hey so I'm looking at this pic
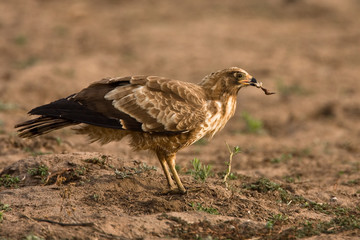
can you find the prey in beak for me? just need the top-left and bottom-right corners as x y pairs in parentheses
(241, 76), (275, 95)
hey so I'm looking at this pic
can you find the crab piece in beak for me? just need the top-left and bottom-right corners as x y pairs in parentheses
(246, 77), (276, 95)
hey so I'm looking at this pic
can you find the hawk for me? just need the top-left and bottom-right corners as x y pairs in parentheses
(15, 67), (272, 193)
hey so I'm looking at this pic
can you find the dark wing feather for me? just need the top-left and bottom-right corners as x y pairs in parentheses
(15, 77), (142, 137)
(16, 117), (75, 138)
(16, 75), (207, 138)
(71, 77), (142, 131)
(15, 116), (75, 138)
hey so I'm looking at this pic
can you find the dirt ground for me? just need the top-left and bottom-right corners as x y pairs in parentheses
(0, 0), (360, 239)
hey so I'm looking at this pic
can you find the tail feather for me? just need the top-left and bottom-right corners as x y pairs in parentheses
(15, 92), (128, 138)
(15, 116), (77, 138)
(15, 116), (57, 129)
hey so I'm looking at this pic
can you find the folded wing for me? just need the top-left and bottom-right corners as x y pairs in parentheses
(103, 75), (207, 132)
(16, 76), (207, 137)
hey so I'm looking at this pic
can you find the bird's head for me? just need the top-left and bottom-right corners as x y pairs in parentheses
(200, 67), (258, 98)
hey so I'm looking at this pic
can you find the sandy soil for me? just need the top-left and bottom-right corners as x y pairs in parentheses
(0, 0), (359, 239)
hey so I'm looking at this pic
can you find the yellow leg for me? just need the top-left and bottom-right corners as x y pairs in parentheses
(156, 152), (176, 190)
(166, 153), (186, 194)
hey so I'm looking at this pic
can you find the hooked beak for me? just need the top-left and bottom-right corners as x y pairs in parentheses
(249, 77), (258, 86)
(239, 77), (258, 86)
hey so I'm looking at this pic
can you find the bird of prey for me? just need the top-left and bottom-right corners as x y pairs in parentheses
(15, 67), (272, 193)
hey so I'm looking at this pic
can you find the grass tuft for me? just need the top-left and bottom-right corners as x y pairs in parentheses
(190, 202), (219, 215)
(0, 202), (12, 223)
(28, 164), (49, 177)
(0, 174), (20, 188)
(28, 164), (49, 183)
(187, 158), (213, 182)
(266, 214), (289, 229)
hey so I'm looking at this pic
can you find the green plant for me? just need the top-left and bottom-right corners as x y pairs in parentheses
(270, 153), (293, 164)
(187, 158), (213, 182)
(92, 194), (100, 202)
(74, 166), (87, 176)
(0, 202), (11, 223)
(283, 175), (301, 183)
(28, 164), (49, 177)
(266, 214), (289, 229)
(228, 172), (238, 180)
(28, 165), (50, 183)
(190, 202), (219, 215)
(0, 203), (11, 212)
(241, 112), (264, 134)
(0, 174), (20, 187)
(223, 144), (241, 187)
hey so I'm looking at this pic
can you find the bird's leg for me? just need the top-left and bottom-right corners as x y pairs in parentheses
(156, 152), (177, 191)
(166, 153), (186, 194)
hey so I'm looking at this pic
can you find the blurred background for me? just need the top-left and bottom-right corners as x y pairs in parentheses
(0, 0), (359, 174)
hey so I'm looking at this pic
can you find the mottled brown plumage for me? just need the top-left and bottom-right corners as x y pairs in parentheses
(15, 67), (265, 193)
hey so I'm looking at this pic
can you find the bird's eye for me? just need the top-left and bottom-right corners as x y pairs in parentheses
(234, 72), (243, 78)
